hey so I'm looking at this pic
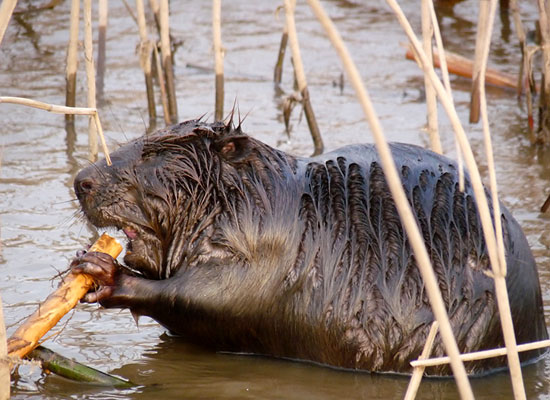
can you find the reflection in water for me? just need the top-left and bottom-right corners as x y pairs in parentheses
(12, 14), (43, 54)
(2, 1), (550, 399)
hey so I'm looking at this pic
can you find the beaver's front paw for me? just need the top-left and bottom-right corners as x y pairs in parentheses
(70, 251), (121, 305)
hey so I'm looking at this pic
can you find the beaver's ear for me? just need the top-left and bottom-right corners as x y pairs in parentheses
(213, 136), (251, 162)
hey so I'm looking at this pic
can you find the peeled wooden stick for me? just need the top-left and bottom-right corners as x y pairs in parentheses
(7, 234), (122, 360)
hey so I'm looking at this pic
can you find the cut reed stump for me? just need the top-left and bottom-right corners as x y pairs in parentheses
(7, 234), (122, 360)
(65, 0), (80, 125)
(537, 0), (550, 143)
(274, 25), (289, 86)
(213, 0), (224, 121)
(97, 0), (108, 100)
(0, 295), (9, 400)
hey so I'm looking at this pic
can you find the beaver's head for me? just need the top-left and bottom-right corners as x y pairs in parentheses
(74, 119), (254, 279)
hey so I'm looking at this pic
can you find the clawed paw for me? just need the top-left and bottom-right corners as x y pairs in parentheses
(70, 251), (120, 304)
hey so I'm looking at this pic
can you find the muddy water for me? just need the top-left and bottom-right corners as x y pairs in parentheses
(1, 0), (550, 398)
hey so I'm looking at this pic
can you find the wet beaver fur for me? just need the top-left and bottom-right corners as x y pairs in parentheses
(73, 119), (548, 376)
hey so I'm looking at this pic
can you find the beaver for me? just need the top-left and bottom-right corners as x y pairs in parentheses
(72, 118), (548, 376)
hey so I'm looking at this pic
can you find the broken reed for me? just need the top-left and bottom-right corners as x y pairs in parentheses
(0, 0), (17, 46)
(421, 0), (441, 154)
(538, 0), (550, 142)
(0, 97), (111, 165)
(0, 296), (8, 400)
(274, 24), (289, 85)
(404, 321), (439, 400)
(283, 0), (324, 156)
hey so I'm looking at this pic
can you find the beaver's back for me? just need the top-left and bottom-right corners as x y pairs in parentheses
(282, 143), (547, 374)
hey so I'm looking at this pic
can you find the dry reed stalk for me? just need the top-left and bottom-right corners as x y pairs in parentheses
(387, 0), (503, 313)
(84, 0), (98, 162)
(537, 0), (550, 141)
(411, 339), (550, 368)
(0, 0), (17, 47)
(477, 0), (508, 306)
(421, 0), (441, 154)
(387, 1), (531, 398)
(213, 0), (224, 121)
(427, 0), (465, 192)
(469, 0), (491, 124)
(143, 0), (169, 124)
(148, 0), (160, 31)
(304, 1), (474, 398)
(1, 96), (94, 115)
(274, 23), (289, 85)
(0, 295), (9, 400)
(159, 0), (178, 123)
(404, 321), (439, 400)
(475, 4), (526, 398)
(7, 234), (122, 360)
(510, 0), (526, 97)
(97, 0), (108, 99)
(0, 96), (112, 165)
(525, 46), (538, 135)
(153, 46), (171, 124)
(283, 0), (323, 156)
(136, 0), (156, 123)
(65, 0), (80, 124)
(428, 6), (451, 96)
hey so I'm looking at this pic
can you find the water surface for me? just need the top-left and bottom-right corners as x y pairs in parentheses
(1, 1), (550, 398)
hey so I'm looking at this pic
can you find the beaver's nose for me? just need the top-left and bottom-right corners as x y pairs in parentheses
(74, 168), (97, 200)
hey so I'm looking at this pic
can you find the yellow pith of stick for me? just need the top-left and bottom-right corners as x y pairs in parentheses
(7, 233), (122, 359)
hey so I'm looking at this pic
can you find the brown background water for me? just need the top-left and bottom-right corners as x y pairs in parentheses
(1, 0), (550, 398)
